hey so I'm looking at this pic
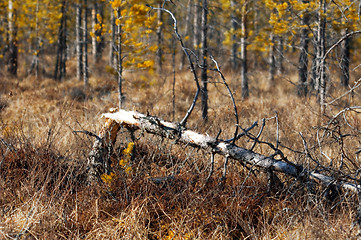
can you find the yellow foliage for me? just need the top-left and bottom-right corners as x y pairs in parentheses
(101, 172), (115, 185)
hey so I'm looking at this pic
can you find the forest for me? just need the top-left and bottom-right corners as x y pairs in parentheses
(1, 0), (361, 239)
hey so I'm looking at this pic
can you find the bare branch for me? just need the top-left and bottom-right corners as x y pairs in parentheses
(147, 4), (200, 127)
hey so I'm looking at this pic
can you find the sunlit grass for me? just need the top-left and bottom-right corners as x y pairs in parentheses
(0, 53), (361, 239)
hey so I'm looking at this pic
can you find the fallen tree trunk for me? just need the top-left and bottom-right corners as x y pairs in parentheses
(93, 109), (360, 193)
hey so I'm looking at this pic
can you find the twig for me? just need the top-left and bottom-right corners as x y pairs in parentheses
(206, 152), (215, 182)
(210, 55), (239, 144)
(327, 79), (361, 105)
(224, 121), (258, 143)
(73, 130), (102, 141)
(250, 118), (265, 151)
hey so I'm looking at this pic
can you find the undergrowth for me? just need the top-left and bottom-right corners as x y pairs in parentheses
(0, 57), (361, 239)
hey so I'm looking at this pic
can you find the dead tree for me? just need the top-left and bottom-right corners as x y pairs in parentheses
(86, 108), (361, 194)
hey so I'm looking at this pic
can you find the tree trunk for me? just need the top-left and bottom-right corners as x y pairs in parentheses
(230, 0), (238, 70)
(269, 34), (276, 82)
(28, 0), (41, 78)
(54, 0), (67, 81)
(7, 0), (17, 76)
(92, 3), (104, 64)
(109, 7), (116, 68)
(297, 0), (310, 97)
(316, 0), (327, 113)
(276, 37), (284, 75)
(180, 0), (192, 70)
(83, 0), (89, 87)
(240, 1), (248, 99)
(201, 0), (208, 121)
(193, 0), (201, 55)
(76, 3), (83, 81)
(340, 28), (351, 87)
(116, 8), (124, 108)
(156, 3), (163, 74)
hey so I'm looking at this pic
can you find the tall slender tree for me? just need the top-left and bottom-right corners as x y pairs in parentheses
(54, 0), (67, 81)
(83, 0), (89, 87)
(76, 2), (83, 81)
(201, 0), (208, 121)
(240, 1), (248, 99)
(7, 0), (17, 75)
(297, 0), (310, 97)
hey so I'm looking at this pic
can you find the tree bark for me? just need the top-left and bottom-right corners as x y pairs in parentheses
(193, 0), (201, 55)
(76, 3), (83, 81)
(109, 7), (116, 68)
(156, 2), (163, 74)
(92, 3), (104, 64)
(230, 0), (238, 70)
(276, 37), (284, 75)
(316, 0), (327, 113)
(7, 0), (17, 76)
(116, 8), (124, 108)
(180, 0), (192, 70)
(269, 34), (276, 82)
(54, 0), (67, 81)
(83, 0), (89, 87)
(201, 0), (208, 121)
(340, 28), (351, 87)
(240, 1), (248, 99)
(297, 0), (310, 97)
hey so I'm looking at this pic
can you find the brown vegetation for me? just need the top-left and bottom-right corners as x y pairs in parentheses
(1, 57), (361, 239)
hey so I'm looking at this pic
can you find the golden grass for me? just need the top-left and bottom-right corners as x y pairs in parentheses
(1, 55), (361, 239)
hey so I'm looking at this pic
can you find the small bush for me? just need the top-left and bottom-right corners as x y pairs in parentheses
(69, 87), (86, 101)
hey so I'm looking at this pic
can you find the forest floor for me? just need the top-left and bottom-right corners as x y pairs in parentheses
(1, 58), (361, 239)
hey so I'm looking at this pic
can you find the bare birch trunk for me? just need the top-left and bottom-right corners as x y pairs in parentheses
(76, 3), (83, 81)
(83, 0), (89, 87)
(240, 2), (248, 99)
(201, 0), (208, 121)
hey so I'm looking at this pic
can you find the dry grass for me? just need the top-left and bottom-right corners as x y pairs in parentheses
(1, 55), (361, 239)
